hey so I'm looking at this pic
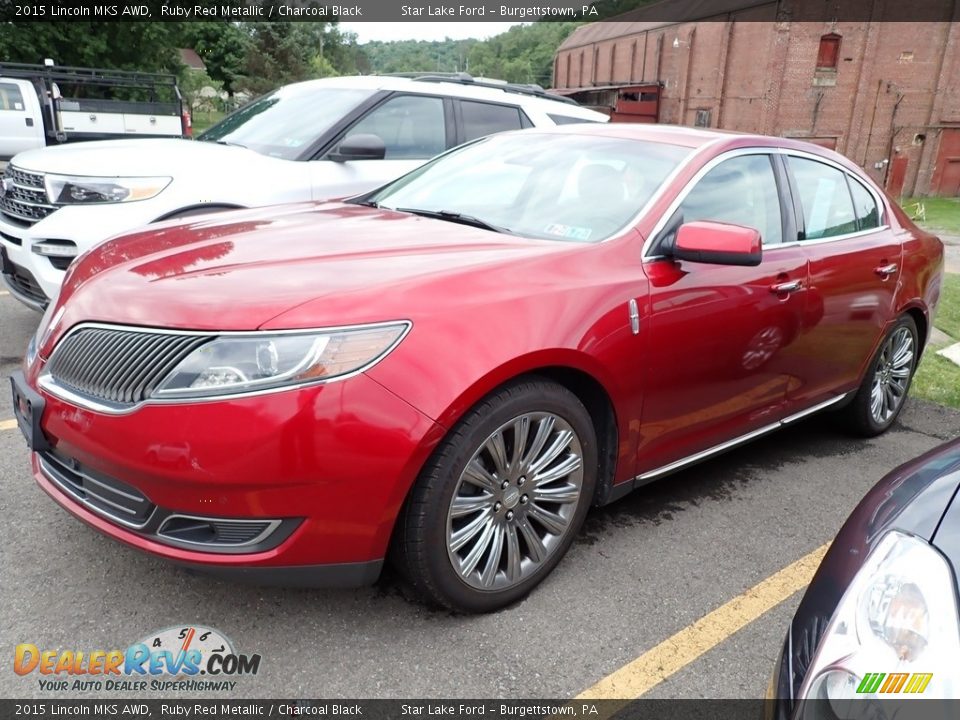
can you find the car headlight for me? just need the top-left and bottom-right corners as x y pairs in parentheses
(45, 174), (171, 204)
(26, 302), (63, 367)
(151, 322), (410, 399)
(797, 531), (959, 719)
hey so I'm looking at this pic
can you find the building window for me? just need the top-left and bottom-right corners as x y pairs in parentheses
(694, 109), (711, 127)
(816, 33), (841, 71)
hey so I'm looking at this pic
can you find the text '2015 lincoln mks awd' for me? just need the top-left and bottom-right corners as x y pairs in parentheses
(10, 125), (944, 612)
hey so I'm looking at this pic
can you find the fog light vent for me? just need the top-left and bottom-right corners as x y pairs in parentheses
(157, 515), (281, 548)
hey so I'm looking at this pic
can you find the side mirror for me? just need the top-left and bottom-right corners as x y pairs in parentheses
(329, 134), (386, 162)
(673, 221), (762, 266)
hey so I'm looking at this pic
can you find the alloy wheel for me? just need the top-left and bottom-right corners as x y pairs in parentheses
(869, 326), (914, 425)
(445, 412), (584, 591)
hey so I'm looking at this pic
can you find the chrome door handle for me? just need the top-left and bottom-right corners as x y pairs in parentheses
(874, 263), (898, 278)
(770, 280), (803, 294)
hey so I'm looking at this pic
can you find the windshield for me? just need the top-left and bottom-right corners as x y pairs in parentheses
(199, 85), (376, 160)
(364, 133), (691, 242)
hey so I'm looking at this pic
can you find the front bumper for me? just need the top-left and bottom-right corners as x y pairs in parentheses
(0, 200), (166, 306)
(25, 370), (442, 582)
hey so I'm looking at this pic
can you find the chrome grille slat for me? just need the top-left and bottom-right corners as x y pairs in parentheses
(46, 326), (211, 408)
(8, 166), (44, 188)
(110, 334), (156, 403)
(39, 450), (155, 528)
(0, 166), (56, 226)
(61, 329), (106, 386)
(141, 336), (205, 398)
(89, 332), (140, 397)
(130, 335), (185, 400)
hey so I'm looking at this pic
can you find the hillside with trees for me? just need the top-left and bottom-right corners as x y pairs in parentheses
(363, 22), (581, 86)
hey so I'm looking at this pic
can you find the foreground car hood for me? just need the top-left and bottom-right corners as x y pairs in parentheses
(11, 138), (271, 177)
(49, 202), (571, 344)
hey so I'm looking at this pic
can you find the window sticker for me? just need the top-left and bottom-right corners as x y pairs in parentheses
(807, 177), (837, 237)
(544, 223), (593, 241)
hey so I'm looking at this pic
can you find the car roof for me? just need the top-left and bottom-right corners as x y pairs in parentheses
(511, 123), (863, 170)
(520, 122), (754, 148)
(278, 74), (606, 119)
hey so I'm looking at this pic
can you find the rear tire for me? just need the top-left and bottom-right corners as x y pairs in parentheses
(841, 315), (918, 437)
(393, 378), (597, 613)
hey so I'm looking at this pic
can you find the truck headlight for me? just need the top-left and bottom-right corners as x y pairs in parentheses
(45, 174), (171, 204)
(797, 531), (959, 718)
(151, 322), (410, 399)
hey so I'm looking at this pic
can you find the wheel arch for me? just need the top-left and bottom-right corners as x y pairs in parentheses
(386, 352), (624, 542)
(902, 304), (929, 358)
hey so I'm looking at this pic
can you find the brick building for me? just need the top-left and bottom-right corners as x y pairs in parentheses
(552, 0), (960, 197)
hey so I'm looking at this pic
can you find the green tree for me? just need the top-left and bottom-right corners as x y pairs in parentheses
(183, 22), (249, 97)
(239, 22), (331, 95)
(0, 22), (186, 73)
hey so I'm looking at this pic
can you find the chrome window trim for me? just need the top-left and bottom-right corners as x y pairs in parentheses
(156, 515), (282, 549)
(784, 151), (886, 242)
(604, 135), (729, 246)
(641, 147), (785, 258)
(641, 146), (889, 260)
(38, 319), (412, 415)
(763, 225), (892, 251)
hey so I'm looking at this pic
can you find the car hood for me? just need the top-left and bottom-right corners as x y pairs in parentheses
(11, 138), (273, 177)
(47, 202), (575, 345)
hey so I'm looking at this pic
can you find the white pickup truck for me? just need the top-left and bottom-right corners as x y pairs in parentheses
(0, 62), (188, 162)
(0, 72), (606, 310)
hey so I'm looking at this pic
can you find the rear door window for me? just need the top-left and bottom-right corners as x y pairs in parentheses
(460, 101), (526, 142)
(848, 176), (881, 231)
(788, 157), (858, 240)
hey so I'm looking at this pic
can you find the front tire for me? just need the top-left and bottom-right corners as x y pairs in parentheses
(842, 315), (918, 437)
(394, 378), (597, 613)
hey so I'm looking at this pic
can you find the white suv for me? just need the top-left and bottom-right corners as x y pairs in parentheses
(0, 73), (606, 309)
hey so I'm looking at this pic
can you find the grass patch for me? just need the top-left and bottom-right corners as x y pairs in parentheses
(912, 354), (960, 408)
(190, 110), (225, 135)
(935, 274), (960, 340)
(911, 275), (960, 408)
(900, 196), (960, 235)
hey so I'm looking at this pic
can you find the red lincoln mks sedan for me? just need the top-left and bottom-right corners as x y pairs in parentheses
(11, 125), (943, 612)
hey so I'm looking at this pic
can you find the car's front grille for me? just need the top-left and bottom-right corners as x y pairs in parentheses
(38, 449), (156, 528)
(1, 261), (47, 305)
(0, 166), (57, 226)
(46, 326), (210, 407)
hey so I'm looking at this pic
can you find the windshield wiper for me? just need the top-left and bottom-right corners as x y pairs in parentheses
(393, 208), (513, 235)
(208, 139), (248, 149)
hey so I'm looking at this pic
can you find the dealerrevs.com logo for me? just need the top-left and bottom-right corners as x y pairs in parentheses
(14, 625), (261, 692)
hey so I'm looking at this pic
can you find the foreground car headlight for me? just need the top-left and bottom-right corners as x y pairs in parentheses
(797, 531), (959, 718)
(25, 301), (63, 368)
(152, 322), (410, 399)
(45, 174), (171, 204)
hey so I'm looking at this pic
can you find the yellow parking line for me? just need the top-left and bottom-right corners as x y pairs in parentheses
(576, 542), (830, 701)
(1, 418), (17, 431)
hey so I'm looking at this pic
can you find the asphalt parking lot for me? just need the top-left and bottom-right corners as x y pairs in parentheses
(2, 288), (960, 700)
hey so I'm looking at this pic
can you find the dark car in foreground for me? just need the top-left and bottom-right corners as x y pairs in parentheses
(770, 438), (960, 715)
(10, 124), (943, 612)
